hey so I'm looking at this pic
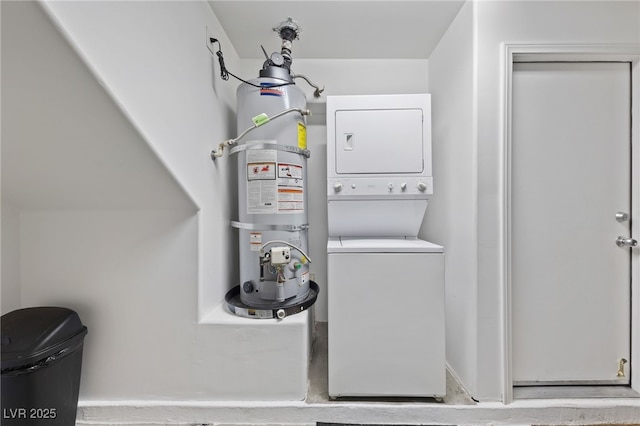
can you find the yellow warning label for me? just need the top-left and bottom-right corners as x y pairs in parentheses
(297, 122), (307, 150)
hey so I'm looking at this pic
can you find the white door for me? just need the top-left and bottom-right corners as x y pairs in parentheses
(511, 62), (632, 384)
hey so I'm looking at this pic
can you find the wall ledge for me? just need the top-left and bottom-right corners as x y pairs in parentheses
(76, 398), (640, 425)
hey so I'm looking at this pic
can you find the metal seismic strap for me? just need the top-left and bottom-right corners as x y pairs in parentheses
(230, 221), (309, 232)
(229, 143), (310, 158)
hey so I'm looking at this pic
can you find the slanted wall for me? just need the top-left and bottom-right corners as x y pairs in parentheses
(2, 0), (311, 401)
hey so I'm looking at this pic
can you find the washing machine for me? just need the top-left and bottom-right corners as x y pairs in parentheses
(326, 94), (445, 398)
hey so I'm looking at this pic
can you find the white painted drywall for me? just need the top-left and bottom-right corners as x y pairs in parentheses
(19, 209), (310, 400)
(7, 0), (635, 408)
(0, 3), (195, 212)
(2, 0), (315, 401)
(290, 59), (430, 101)
(1, 204), (21, 313)
(38, 0), (239, 316)
(2, 0), (198, 324)
(439, 0), (640, 401)
(425, 0), (477, 398)
(20, 210), (198, 398)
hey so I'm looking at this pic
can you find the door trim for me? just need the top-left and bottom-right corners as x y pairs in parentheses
(501, 43), (640, 404)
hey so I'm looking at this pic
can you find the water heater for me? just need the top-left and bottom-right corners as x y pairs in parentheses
(211, 18), (320, 319)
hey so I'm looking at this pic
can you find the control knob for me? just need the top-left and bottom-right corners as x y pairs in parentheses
(417, 182), (428, 192)
(333, 182), (344, 192)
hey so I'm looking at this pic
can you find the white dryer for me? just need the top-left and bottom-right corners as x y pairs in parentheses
(326, 94), (445, 398)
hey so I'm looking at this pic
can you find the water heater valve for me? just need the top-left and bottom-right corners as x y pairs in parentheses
(270, 247), (291, 265)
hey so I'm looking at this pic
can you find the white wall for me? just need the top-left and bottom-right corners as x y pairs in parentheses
(237, 58), (430, 321)
(476, 0), (640, 401)
(39, 0), (239, 317)
(9, 0), (635, 406)
(0, 0), (252, 401)
(425, 0), (477, 398)
(428, 0), (640, 401)
(1, 0), (430, 401)
(37, 2), (432, 325)
(19, 211), (197, 398)
(1, 0), (430, 403)
(1, 204), (20, 313)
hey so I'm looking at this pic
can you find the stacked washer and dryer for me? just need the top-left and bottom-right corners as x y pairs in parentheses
(326, 94), (446, 398)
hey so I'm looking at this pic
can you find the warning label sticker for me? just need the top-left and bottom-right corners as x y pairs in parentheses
(278, 187), (303, 212)
(246, 149), (305, 215)
(278, 163), (303, 182)
(249, 232), (262, 252)
(248, 180), (276, 214)
(247, 149), (277, 214)
(277, 163), (304, 213)
(247, 163), (275, 180)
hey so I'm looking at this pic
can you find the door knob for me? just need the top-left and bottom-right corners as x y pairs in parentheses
(616, 212), (630, 223)
(616, 236), (638, 248)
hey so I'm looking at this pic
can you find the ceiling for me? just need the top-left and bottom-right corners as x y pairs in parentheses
(207, 1), (466, 60)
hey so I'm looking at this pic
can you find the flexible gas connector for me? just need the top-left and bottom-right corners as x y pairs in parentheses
(211, 107), (310, 160)
(292, 74), (325, 98)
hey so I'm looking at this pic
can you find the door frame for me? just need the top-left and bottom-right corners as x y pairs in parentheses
(501, 44), (640, 404)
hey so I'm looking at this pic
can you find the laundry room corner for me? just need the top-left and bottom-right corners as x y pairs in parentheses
(3, 0), (640, 424)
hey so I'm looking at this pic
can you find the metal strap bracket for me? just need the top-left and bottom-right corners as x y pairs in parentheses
(231, 221), (309, 232)
(229, 142), (310, 158)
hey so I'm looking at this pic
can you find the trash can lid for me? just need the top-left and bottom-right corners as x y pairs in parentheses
(1, 307), (87, 371)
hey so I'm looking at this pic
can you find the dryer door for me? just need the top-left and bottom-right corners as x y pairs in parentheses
(334, 108), (424, 174)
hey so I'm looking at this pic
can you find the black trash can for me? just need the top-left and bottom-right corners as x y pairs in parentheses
(1, 307), (88, 425)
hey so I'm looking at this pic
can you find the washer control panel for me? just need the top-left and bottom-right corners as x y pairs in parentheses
(327, 177), (432, 198)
